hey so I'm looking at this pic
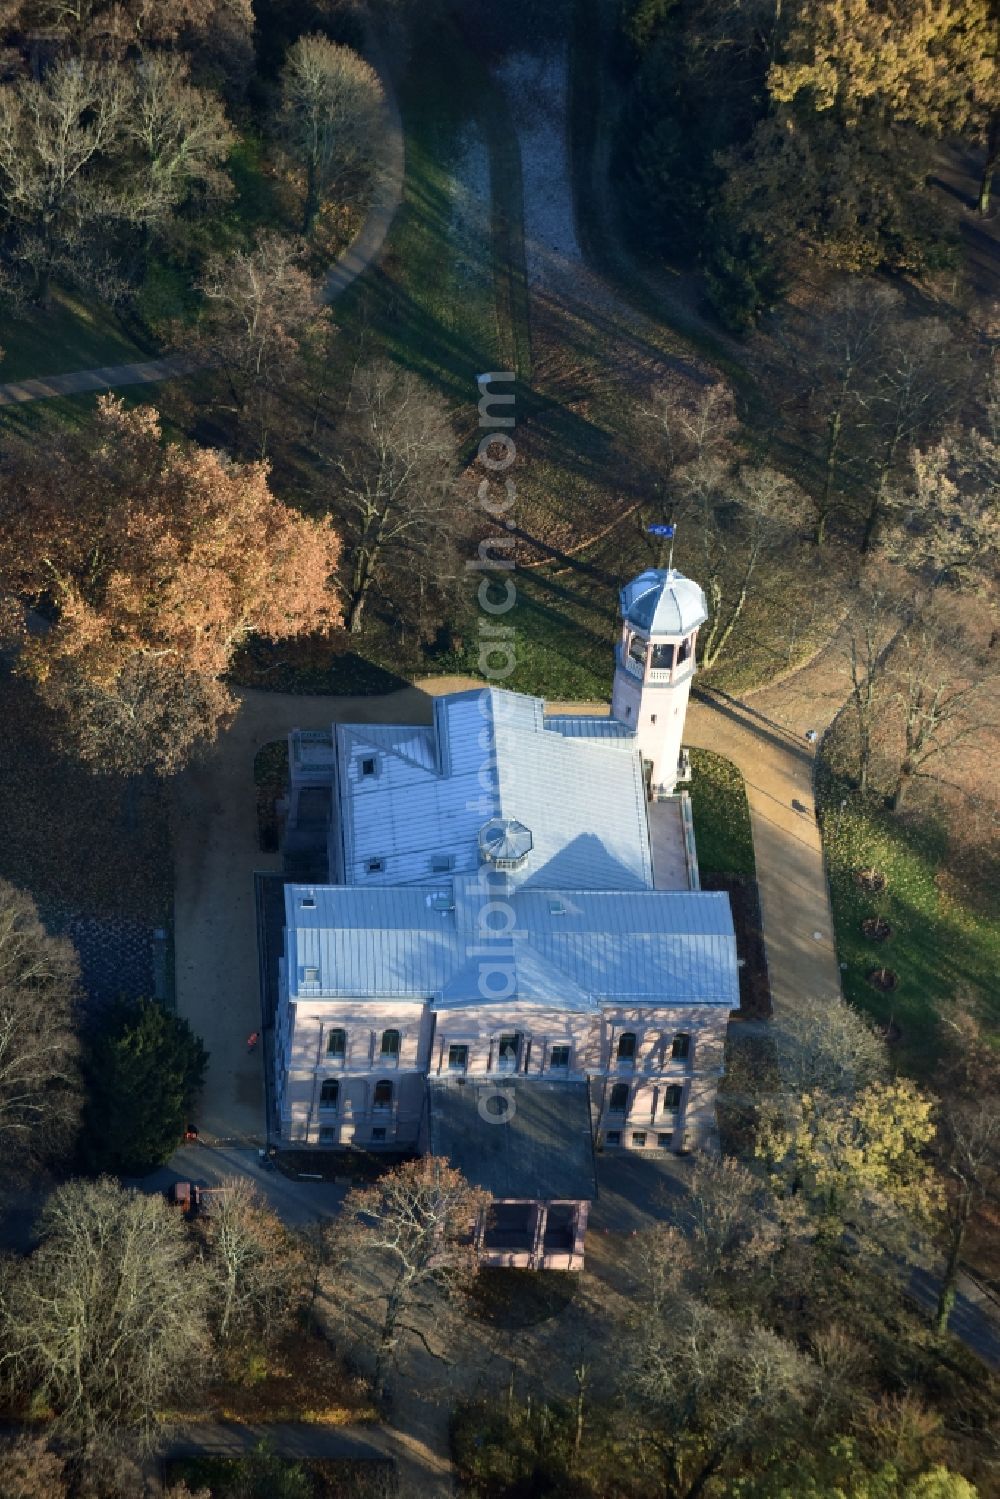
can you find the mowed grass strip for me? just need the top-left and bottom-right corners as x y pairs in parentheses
(687, 748), (756, 880)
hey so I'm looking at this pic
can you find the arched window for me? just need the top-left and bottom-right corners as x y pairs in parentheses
(326, 1028), (346, 1059)
(609, 1083), (629, 1113)
(373, 1080), (393, 1108)
(380, 1029), (400, 1059)
(320, 1079), (339, 1109)
(663, 1084), (683, 1112)
(617, 1032), (637, 1064)
(671, 1033), (691, 1061)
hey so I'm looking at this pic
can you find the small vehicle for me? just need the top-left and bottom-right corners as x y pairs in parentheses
(166, 1182), (228, 1217)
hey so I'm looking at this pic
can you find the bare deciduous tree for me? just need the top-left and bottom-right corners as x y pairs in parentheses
(1, 1177), (212, 1449)
(844, 581), (903, 795)
(199, 1177), (305, 1345)
(335, 1157), (490, 1402)
(887, 613), (996, 811)
(185, 232), (334, 458)
(123, 54), (234, 227)
(0, 59), (128, 302)
(279, 34), (384, 236)
(325, 360), (463, 635)
(0, 880), (81, 1180)
(624, 1294), (818, 1499)
(886, 427), (1000, 592)
(767, 994), (889, 1105)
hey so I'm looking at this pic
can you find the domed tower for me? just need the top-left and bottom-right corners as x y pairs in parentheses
(611, 568), (708, 798)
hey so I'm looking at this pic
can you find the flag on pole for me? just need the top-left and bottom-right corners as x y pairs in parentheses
(646, 523), (675, 537)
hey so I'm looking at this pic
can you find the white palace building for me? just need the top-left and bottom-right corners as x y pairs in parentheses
(270, 569), (740, 1268)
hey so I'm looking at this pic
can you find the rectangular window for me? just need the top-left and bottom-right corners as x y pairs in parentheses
(671, 1033), (691, 1061)
(431, 853), (454, 872)
(448, 1044), (469, 1071)
(360, 756), (377, 778)
(549, 1044), (571, 1070)
(380, 1029), (400, 1058)
(366, 857), (385, 875)
(657, 1132), (673, 1148)
(319, 1126), (336, 1143)
(371, 1127), (387, 1142)
(605, 1130), (621, 1147)
(632, 1131), (647, 1147)
(497, 1033), (519, 1072)
(326, 1029), (346, 1059)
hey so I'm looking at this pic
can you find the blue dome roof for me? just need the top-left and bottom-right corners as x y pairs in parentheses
(621, 569), (708, 636)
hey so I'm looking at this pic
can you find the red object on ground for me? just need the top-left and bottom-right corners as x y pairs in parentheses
(247, 1032), (259, 1051)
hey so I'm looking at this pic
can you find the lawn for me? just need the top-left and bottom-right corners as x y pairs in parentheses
(0, 285), (154, 383)
(686, 748), (756, 880)
(818, 762), (1000, 1077)
(332, 16), (528, 407)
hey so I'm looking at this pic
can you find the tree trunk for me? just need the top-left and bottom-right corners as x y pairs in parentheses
(347, 556), (374, 633)
(978, 115), (998, 215)
(891, 763), (914, 811)
(374, 1286), (402, 1402)
(302, 160), (320, 236)
(935, 1211), (967, 1336)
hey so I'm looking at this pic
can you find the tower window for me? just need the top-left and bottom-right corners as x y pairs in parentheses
(677, 636), (692, 665)
(628, 634), (646, 666)
(649, 714), (657, 725)
(651, 642), (674, 670)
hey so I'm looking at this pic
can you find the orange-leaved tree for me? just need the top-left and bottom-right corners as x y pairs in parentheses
(0, 396), (341, 773)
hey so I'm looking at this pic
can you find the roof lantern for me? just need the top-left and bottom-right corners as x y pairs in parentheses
(478, 817), (533, 871)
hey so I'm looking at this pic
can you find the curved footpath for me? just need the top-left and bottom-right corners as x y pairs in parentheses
(0, 31), (405, 410)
